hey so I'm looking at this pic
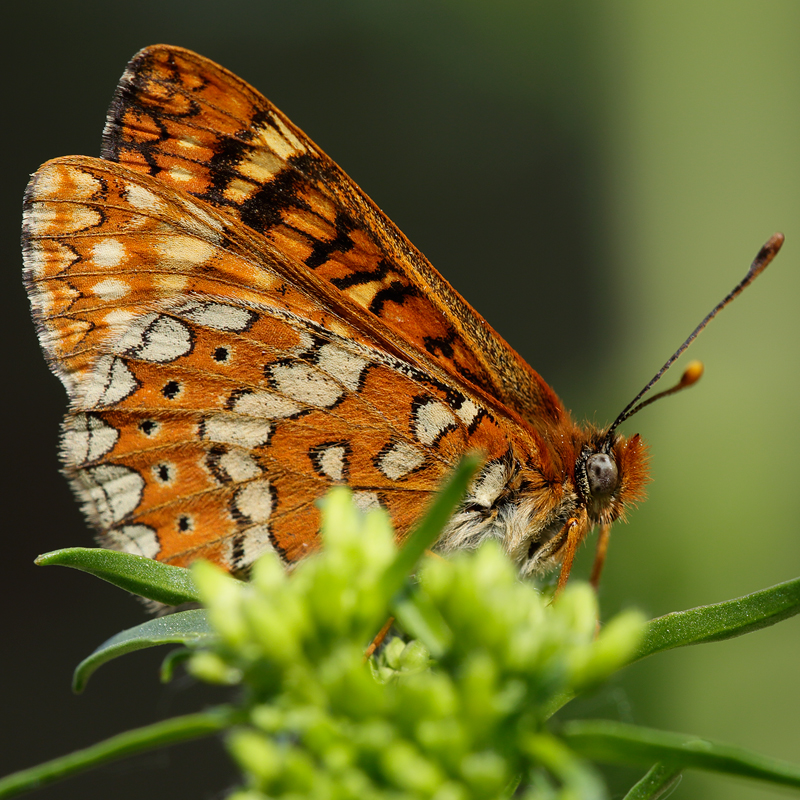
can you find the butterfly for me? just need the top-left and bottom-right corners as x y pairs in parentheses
(22, 45), (777, 591)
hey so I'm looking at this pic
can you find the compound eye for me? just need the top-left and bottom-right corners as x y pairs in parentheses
(586, 452), (618, 497)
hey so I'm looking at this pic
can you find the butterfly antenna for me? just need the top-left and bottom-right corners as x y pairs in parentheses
(603, 232), (784, 448)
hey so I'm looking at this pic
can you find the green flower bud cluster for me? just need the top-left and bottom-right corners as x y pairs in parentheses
(189, 488), (644, 800)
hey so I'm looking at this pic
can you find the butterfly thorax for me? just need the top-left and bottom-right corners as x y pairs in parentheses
(438, 420), (648, 576)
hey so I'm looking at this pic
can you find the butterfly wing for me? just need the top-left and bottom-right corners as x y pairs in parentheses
(23, 157), (513, 570)
(101, 44), (565, 430)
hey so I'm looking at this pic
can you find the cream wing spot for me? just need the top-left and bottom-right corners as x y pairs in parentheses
(232, 390), (302, 419)
(319, 447), (345, 480)
(23, 240), (78, 280)
(92, 278), (130, 301)
(203, 414), (272, 448)
(80, 355), (139, 408)
(269, 362), (341, 408)
(227, 526), (275, 571)
(238, 147), (283, 183)
(61, 414), (119, 466)
(219, 450), (262, 483)
(177, 135), (203, 151)
(257, 117), (306, 161)
(315, 344), (368, 391)
(274, 116), (308, 155)
(352, 491), (382, 512)
(30, 164), (63, 199)
(344, 281), (382, 310)
(25, 202), (102, 236)
(376, 441), (425, 480)
(105, 524), (160, 559)
(91, 238), (126, 268)
(233, 479), (274, 523)
(156, 275), (190, 295)
(413, 399), (457, 446)
(222, 178), (257, 204)
(125, 183), (168, 215)
(104, 309), (137, 327)
(311, 443), (349, 481)
(116, 313), (193, 363)
(470, 460), (510, 508)
(153, 235), (215, 265)
(174, 300), (255, 332)
(74, 464), (145, 527)
(168, 166), (194, 183)
(456, 398), (480, 428)
(69, 168), (103, 199)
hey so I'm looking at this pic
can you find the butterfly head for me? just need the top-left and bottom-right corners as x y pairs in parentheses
(518, 427), (649, 578)
(575, 432), (646, 524)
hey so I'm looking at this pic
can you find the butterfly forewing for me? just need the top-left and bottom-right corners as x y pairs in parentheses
(102, 44), (565, 428)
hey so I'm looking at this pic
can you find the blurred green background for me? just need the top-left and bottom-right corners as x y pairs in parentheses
(1, 2), (797, 798)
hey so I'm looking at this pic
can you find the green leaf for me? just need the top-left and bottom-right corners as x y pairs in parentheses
(623, 763), (682, 799)
(390, 583), (452, 658)
(0, 707), (237, 799)
(378, 454), (481, 604)
(36, 547), (201, 605)
(524, 733), (607, 800)
(635, 575), (800, 661)
(160, 647), (194, 683)
(73, 610), (216, 693)
(563, 719), (800, 790)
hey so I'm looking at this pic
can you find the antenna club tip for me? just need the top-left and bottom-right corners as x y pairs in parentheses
(681, 360), (704, 387)
(769, 231), (786, 250)
(750, 232), (785, 277)
(763, 232), (785, 258)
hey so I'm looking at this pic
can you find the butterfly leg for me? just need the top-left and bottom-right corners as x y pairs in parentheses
(364, 617), (395, 660)
(589, 523), (611, 590)
(554, 517), (583, 597)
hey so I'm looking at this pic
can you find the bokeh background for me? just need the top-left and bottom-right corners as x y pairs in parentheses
(1, 2), (798, 798)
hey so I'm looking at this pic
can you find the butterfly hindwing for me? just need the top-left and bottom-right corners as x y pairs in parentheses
(23, 157), (513, 570)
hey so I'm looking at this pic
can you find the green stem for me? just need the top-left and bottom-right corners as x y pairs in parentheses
(623, 763), (682, 799)
(0, 706), (238, 799)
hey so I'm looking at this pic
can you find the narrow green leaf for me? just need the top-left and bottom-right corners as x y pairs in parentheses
(563, 719), (800, 789)
(36, 547), (202, 606)
(379, 454), (481, 603)
(524, 733), (607, 800)
(391, 583), (452, 658)
(635, 575), (800, 661)
(160, 647), (194, 683)
(73, 610), (215, 693)
(0, 707), (237, 799)
(623, 763), (682, 799)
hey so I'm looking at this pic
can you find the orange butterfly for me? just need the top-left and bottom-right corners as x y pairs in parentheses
(22, 45), (778, 591)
